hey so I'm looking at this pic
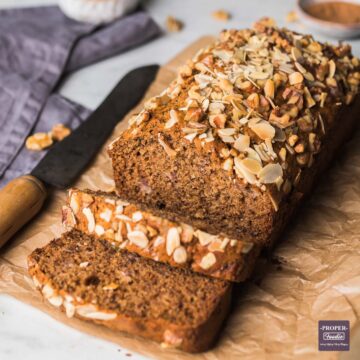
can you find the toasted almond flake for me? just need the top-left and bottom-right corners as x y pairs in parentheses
(202, 98), (210, 112)
(83, 208), (95, 233)
(234, 156), (258, 184)
(246, 93), (260, 109)
(132, 211), (143, 222)
(249, 121), (275, 140)
(194, 230), (216, 246)
(127, 231), (149, 249)
(241, 243), (254, 254)
(304, 87), (316, 108)
(318, 114), (325, 134)
(303, 71), (315, 81)
(254, 144), (271, 162)
(95, 224), (105, 236)
(115, 214), (131, 222)
(264, 79), (275, 99)
(291, 47), (302, 61)
(319, 92), (327, 107)
(166, 227), (180, 256)
(64, 300), (75, 318)
(240, 158), (262, 175)
(208, 238), (225, 252)
(158, 133), (177, 157)
(223, 157), (234, 171)
(209, 114), (227, 128)
(289, 72), (304, 85)
(220, 237), (230, 250)
(294, 62), (306, 74)
(173, 246), (187, 264)
(115, 204), (124, 214)
(184, 133), (197, 142)
(219, 135), (235, 143)
(153, 236), (165, 247)
(165, 110), (179, 129)
(265, 138), (277, 159)
(245, 147), (262, 164)
(230, 239), (238, 247)
(199, 252), (217, 270)
(76, 305), (117, 321)
(80, 261), (89, 268)
(218, 128), (236, 136)
(42, 284), (54, 299)
(99, 208), (112, 223)
(258, 163), (283, 184)
(69, 194), (80, 214)
(328, 60), (336, 78)
(234, 134), (250, 152)
(48, 295), (63, 307)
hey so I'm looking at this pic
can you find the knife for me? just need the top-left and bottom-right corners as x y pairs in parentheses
(0, 64), (159, 249)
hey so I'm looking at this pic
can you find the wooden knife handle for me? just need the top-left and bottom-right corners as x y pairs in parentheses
(0, 175), (47, 249)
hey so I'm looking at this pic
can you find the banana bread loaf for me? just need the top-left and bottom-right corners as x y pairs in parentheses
(108, 20), (360, 246)
(63, 188), (260, 282)
(28, 230), (231, 353)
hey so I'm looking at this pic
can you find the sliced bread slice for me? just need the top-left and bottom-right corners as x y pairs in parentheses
(28, 230), (232, 353)
(62, 188), (260, 282)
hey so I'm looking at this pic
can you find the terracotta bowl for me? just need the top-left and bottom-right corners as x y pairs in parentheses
(297, 0), (360, 39)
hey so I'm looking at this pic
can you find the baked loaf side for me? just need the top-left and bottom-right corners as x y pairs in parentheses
(28, 230), (232, 353)
(108, 20), (360, 245)
(63, 188), (260, 282)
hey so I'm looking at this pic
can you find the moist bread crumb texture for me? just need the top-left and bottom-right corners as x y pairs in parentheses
(108, 20), (360, 245)
(63, 188), (260, 282)
(28, 230), (232, 353)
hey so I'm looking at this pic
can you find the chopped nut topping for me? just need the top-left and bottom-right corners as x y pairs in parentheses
(199, 252), (217, 270)
(166, 16), (183, 32)
(127, 230), (149, 249)
(173, 246), (187, 264)
(51, 124), (71, 141)
(26, 132), (53, 151)
(166, 227), (180, 256)
(212, 10), (231, 21)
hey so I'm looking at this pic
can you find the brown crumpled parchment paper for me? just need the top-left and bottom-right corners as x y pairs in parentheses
(1, 37), (360, 360)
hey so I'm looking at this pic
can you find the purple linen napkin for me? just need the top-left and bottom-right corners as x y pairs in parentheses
(0, 6), (161, 187)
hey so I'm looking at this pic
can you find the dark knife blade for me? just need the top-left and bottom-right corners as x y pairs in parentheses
(32, 64), (159, 188)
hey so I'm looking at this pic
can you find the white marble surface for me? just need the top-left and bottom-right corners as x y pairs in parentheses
(1, 0), (360, 359)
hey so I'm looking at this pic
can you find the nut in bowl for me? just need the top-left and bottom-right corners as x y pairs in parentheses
(297, 0), (360, 39)
(58, 0), (139, 24)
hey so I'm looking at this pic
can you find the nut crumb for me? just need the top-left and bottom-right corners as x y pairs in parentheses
(25, 132), (53, 151)
(166, 16), (183, 32)
(212, 10), (231, 22)
(286, 10), (298, 23)
(51, 123), (71, 141)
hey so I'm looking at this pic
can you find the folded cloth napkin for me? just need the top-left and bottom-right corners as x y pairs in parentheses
(0, 5), (161, 187)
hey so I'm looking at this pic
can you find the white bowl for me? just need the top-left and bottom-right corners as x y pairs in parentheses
(59, 0), (139, 25)
(297, 0), (360, 39)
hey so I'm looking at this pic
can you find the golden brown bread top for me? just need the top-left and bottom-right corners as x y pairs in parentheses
(109, 19), (360, 211)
